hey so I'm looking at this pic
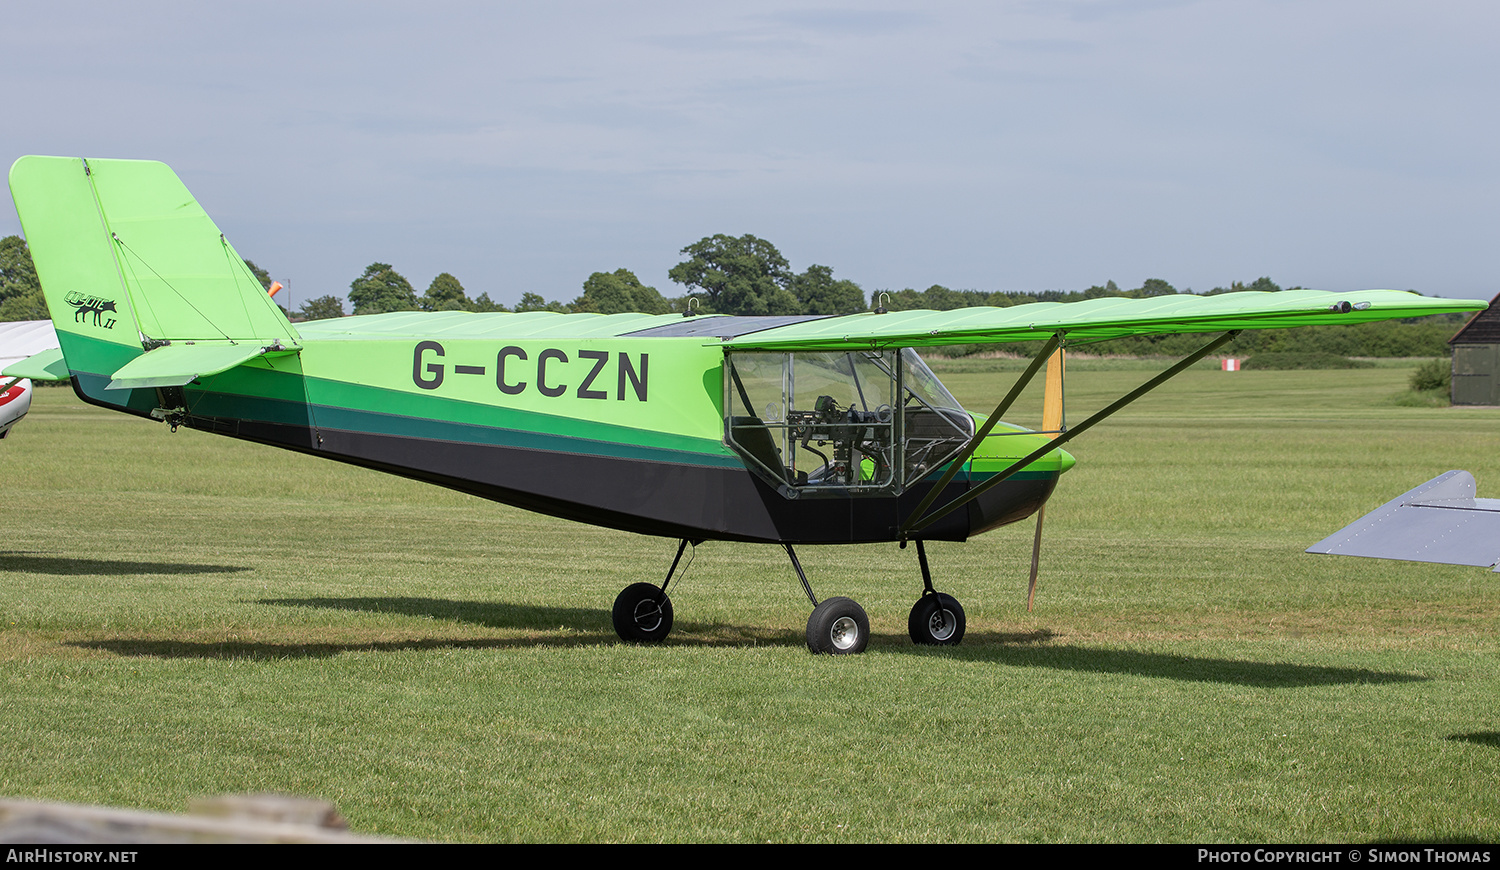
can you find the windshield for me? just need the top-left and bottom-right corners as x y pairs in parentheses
(898, 348), (974, 484)
(725, 349), (973, 496)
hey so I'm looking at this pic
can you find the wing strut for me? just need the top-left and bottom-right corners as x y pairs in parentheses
(902, 330), (1241, 535)
(902, 333), (1064, 532)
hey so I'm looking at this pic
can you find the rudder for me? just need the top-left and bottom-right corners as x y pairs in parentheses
(8, 156), (300, 405)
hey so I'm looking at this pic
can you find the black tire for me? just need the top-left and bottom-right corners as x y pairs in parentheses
(908, 593), (965, 646)
(805, 597), (869, 655)
(612, 582), (673, 643)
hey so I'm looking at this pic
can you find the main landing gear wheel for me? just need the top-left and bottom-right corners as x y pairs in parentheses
(612, 582), (673, 643)
(806, 597), (869, 655)
(908, 593), (965, 646)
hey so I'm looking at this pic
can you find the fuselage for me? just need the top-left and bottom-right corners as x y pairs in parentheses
(58, 311), (1074, 545)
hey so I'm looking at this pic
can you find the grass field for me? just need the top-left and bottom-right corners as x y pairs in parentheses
(2, 365), (1497, 843)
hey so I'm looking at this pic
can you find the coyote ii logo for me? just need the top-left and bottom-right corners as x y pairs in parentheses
(65, 292), (118, 329)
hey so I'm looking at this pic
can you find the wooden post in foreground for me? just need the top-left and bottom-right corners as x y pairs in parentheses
(0, 794), (406, 844)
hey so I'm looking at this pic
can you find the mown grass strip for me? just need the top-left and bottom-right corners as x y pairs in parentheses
(1, 370), (1496, 842)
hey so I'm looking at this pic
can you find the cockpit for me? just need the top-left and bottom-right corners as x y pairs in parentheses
(724, 349), (975, 498)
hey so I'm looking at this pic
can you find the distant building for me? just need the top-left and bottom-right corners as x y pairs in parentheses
(1449, 291), (1500, 405)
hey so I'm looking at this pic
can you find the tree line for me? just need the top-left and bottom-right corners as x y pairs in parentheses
(327, 234), (866, 320)
(321, 237), (1294, 320)
(0, 232), (1467, 357)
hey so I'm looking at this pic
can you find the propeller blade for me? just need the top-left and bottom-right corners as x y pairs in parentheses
(1042, 346), (1065, 437)
(1028, 347), (1064, 611)
(1027, 504), (1045, 612)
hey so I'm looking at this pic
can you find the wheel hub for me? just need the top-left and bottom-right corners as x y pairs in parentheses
(633, 600), (663, 632)
(830, 615), (860, 650)
(927, 609), (955, 641)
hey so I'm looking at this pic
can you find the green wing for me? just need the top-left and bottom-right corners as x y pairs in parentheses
(720, 290), (1486, 351)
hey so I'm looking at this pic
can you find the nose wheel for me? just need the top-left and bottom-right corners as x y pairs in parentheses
(908, 592), (965, 645)
(903, 539), (966, 646)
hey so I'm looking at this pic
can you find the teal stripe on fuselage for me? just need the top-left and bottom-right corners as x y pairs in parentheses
(304, 399), (747, 469)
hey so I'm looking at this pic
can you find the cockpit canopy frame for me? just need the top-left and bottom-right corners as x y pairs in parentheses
(724, 348), (975, 499)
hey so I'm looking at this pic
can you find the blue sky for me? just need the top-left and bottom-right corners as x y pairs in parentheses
(3, 1), (1496, 311)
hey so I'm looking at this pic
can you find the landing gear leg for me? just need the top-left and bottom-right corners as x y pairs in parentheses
(612, 538), (694, 643)
(788, 543), (870, 655)
(904, 539), (966, 646)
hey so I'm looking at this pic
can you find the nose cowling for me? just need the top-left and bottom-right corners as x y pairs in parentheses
(963, 429), (1074, 537)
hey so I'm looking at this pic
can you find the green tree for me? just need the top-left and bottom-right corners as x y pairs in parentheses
(0, 236), (46, 322)
(2, 236), (40, 300)
(1132, 278), (1178, 298)
(790, 264), (865, 315)
(0, 293), (49, 321)
(515, 292), (568, 313)
(422, 272), (471, 311)
(876, 288), (926, 311)
(243, 258), (273, 291)
(923, 285), (968, 311)
(668, 234), (799, 315)
(1083, 280), (1123, 299)
(469, 292), (508, 313)
(1410, 358), (1453, 393)
(573, 269), (670, 314)
(348, 263), (417, 315)
(1209, 277), (1282, 296)
(298, 295), (346, 321)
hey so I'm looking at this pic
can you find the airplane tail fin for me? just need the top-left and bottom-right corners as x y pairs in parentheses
(7, 156), (300, 399)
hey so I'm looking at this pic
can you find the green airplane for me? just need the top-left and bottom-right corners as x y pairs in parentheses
(5, 156), (1488, 654)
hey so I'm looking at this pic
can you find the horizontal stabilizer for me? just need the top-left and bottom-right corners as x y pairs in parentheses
(2, 347), (69, 381)
(1306, 471), (1500, 572)
(105, 342), (291, 390)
